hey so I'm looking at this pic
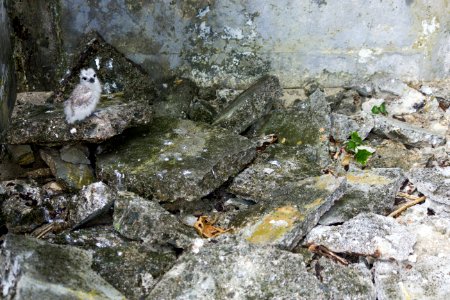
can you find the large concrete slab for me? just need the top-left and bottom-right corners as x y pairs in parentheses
(97, 117), (255, 202)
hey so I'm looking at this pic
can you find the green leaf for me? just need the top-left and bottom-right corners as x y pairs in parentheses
(379, 102), (387, 115)
(371, 106), (380, 114)
(350, 131), (362, 144)
(346, 140), (357, 152)
(354, 149), (373, 166)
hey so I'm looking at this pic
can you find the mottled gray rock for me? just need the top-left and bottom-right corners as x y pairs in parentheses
(0, 180), (46, 233)
(251, 89), (331, 167)
(147, 237), (329, 299)
(113, 191), (195, 248)
(52, 226), (177, 300)
(306, 213), (416, 261)
(320, 168), (405, 225)
(6, 97), (153, 145)
(375, 78), (425, 115)
(213, 75), (282, 134)
(407, 167), (450, 214)
(40, 148), (95, 191)
(60, 144), (90, 165)
(374, 203), (450, 299)
(97, 117), (255, 202)
(367, 139), (430, 171)
(229, 145), (322, 202)
(0, 0), (16, 142)
(70, 182), (115, 229)
(6, 145), (34, 166)
(153, 78), (198, 119)
(311, 257), (376, 300)
(188, 97), (217, 123)
(372, 115), (446, 147)
(0, 234), (124, 299)
(331, 112), (374, 142)
(232, 174), (346, 250)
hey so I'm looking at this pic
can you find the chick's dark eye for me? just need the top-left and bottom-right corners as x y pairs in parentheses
(82, 77), (87, 80)
(93, 74), (97, 77)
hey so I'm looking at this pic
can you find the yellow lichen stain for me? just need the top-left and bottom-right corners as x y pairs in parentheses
(346, 173), (391, 185)
(304, 198), (324, 210)
(247, 205), (304, 245)
(314, 174), (335, 190)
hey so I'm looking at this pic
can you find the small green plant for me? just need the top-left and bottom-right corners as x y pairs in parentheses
(345, 131), (375, 166)
(371, 102), (387, 115)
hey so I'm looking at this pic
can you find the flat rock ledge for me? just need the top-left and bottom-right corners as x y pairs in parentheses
(6, 98), (152, 145)
(97, 117), (256, 202)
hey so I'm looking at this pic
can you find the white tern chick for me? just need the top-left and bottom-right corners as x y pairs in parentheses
(64, 68), (102, 124)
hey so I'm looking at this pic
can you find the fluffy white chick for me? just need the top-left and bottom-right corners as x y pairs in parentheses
(64, 68), (102, 124)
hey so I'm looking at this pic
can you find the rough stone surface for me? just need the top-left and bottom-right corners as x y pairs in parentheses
(371, 115), (446, 148)
(40, 148), (95, 191)
(148, 237), (330, 299)
(12, 1), (450, 88)
(232, 174), (346, 250)
(320, 168), (405, 225)
(6, 97), (153, 145)
(331, 112), (374, 142)
(407, 167), (450, 208)
(0, 180), (46, 233)
(367, 139), (430, 171)
(113, 191), (195, 249)
(0, 0), (16, 142)
(6, 145), (34, 166)
(153, 78), (198, 119)
(52, 226), (177, 300)
(60, 144), (90, 165)
(213, 75), (282, 134)
(306, 213), (416, 261)
(375, 203), (450, 300)
(311, 257), (376, 300)
(251, 89), (331, 167)
(229, 145), (322, 202)
(69, 182), (115, 229)
(0, 234), (125, 299)
(97, 117), (255, 202)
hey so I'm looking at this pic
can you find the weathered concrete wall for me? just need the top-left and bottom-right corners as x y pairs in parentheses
(11, 0), (450, 90)
(0, 0), (15, 141)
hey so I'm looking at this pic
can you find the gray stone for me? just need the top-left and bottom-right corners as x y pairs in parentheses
(52, 225), (177, 300)
(407, 167), (450, 207)
(6, 145), (34, 166)
(69, 182), (115, 229)
(232, 174), (346, 250)
(40, 148), (95, 191)
(153, 78), (198, 119)
(97, 117), (255, 202)
(0, 0), (16, 142)
(331, 112), (374, 142)
(147, 237), (329, 299)
(229, 145), (322, 202)
(0, 234), (124, 299)
(251, 89), (331, 167)
(60, 144), (90, 165)
(0, 180), (46, 233)
(320, 168), (405, 225)
(188, 97), (217, 123)
(311, 257), (376, 300)
(306, 213), (416, 261)
(113, 191), (195, 249)
(374, 203), (450, 299)
(213, 75), (282, 134)
(6, 97), (153, 145)
(366, 139), (430, 171)
(372, 115), (446, 147)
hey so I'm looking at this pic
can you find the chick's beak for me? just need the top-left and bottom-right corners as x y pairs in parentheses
(89, 78), (95, 83)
